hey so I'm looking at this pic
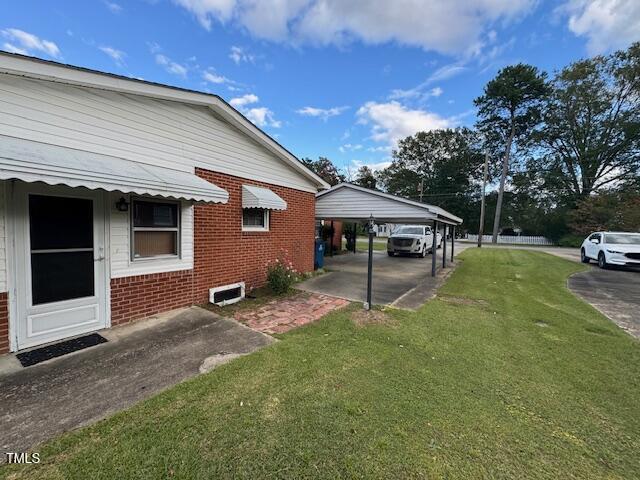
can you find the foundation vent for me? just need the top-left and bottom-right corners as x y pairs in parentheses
(209, 282), (245, 306)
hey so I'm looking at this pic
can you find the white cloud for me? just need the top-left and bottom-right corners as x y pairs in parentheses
(1, 28), (60, 58)
(351, 159), (392, 172)
(202, 70), (229, 84)
(172, 0), (236, 30)
(155, 53), (188, 77)
(356, 101), (452, 147)
(2, 43), (28, 55)
(104, 1), (123, 13)
(426, 62), (468, 83)
(228, 94), (280, 128)
(171, 0), (537, 55)
(229, 93), (259, 107)
(99, 46), (126, 65)
(296, 105), (349, 121)
(559, 0), (640, 54)
(339, 143), (363, 153)
(388, 60), (468, 101)
(389, 84), (444, 101)
(229, 45), (255, 64)
(245, 107), (281, 128)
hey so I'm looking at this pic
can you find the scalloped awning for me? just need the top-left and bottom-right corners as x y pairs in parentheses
(0, 135), (229, 203)
(242, 184), (287, 210)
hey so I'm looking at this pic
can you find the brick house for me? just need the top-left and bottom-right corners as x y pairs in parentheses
(0, 53), (328, 354)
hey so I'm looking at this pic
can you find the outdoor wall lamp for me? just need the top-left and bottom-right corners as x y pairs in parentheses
(115, 197), (130, 212)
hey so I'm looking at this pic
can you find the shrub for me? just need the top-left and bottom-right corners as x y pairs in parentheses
(557, 234), (584, 248)
(266, 253), (299, 294)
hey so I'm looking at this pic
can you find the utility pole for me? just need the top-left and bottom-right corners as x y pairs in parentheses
(418, 179), (424, 203)
(478, 151), (489, 248)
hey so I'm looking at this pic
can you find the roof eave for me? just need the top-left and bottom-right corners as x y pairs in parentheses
(0, 51), (330, 191)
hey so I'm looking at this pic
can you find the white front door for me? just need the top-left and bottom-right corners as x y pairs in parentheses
(14, 183), (108, 350)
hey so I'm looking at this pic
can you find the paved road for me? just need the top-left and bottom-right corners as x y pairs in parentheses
(568, 266), (640, 338)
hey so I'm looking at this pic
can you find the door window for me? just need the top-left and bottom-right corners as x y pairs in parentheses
(29, 195), (95, 305)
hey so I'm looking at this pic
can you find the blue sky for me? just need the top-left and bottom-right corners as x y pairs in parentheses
(2, 0), (639, 176)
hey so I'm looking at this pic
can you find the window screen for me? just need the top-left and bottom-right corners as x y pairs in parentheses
(242, 208), (268, 230)
(29, 195), (95, 305)
(132, 200), (180, 258)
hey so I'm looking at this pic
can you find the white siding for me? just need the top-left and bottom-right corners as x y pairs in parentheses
(316, 187), (436, 222)
(0, 181), (6, 292)
(0, 74), (317, 193)
(109, 192), (194, 278)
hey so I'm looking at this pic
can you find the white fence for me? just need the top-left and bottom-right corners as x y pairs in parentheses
(464, 234), (554, 246)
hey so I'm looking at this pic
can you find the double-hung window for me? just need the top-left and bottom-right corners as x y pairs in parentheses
(131, 199), (180, 259)
(242, 208), (269, 232)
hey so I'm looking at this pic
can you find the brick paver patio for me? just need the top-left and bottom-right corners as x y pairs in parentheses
(234, 293), (350, 334)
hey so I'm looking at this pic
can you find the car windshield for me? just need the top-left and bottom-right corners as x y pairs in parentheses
(605, 233), (640, 244)
(395, 227), (423, 235)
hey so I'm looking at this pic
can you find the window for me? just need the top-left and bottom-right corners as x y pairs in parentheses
(29, 195), (95, 305)
(242, 208), (269, 232)
(132, 199), (180, 259)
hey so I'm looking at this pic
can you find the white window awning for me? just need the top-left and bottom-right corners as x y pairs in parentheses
(242, 184), (287, 210)
(0, 136), (229, 203)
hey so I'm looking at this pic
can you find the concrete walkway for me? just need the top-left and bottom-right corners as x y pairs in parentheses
(0, 307), (274, 454)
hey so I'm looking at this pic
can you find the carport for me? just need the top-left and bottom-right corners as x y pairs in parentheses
(314, 183), (463, 309)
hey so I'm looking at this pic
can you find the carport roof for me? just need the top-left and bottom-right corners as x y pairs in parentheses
(316, 183), (463, 225)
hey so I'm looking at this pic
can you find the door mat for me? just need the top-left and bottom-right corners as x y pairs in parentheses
(16, 333), (108, 367)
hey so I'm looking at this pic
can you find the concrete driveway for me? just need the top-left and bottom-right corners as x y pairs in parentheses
(297, 250), (454, 309)
(0, 307), (274, 454)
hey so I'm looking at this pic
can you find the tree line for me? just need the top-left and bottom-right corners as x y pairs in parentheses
(302, 42), (639, 245)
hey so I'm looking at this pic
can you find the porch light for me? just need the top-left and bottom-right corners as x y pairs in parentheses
(115, 197), (129, 212)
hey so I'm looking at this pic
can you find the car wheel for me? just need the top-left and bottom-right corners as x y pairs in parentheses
(598, 252), (608, 269)
(421, 246), (427, 258)
(580, 248), (590, 263)
(387, 251), (394, 257)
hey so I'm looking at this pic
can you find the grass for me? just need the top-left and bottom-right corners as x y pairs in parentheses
(355, 239), (386, 251)
(4, 249), (640, 479)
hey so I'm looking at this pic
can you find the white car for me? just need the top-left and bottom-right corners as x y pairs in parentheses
(580, 231), (640, 269)
(387, 225), (442, 257)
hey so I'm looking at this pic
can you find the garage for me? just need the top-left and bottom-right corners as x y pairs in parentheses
(298, 183), (463, 309)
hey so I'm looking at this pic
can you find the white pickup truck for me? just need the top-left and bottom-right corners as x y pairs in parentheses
(387, 225), (442, 257)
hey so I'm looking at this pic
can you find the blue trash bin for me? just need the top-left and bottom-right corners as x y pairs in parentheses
(314, 238), (325, 270)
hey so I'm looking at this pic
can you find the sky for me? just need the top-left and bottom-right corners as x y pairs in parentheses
(2, 0), (639, 177)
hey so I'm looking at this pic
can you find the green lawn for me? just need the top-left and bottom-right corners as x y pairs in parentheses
(4, 249), (640, 479)
(355, 238), (386, 251)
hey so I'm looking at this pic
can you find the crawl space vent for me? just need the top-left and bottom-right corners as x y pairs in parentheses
(209, 282), (245, 306)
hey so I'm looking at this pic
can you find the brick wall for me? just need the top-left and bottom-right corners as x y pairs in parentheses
(108, 167), (316, 323)
(192, 168), (316, 303)
(110, 270), (195, 326)
(0, 293), (8, 354)
(331, 221), (343, 252)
